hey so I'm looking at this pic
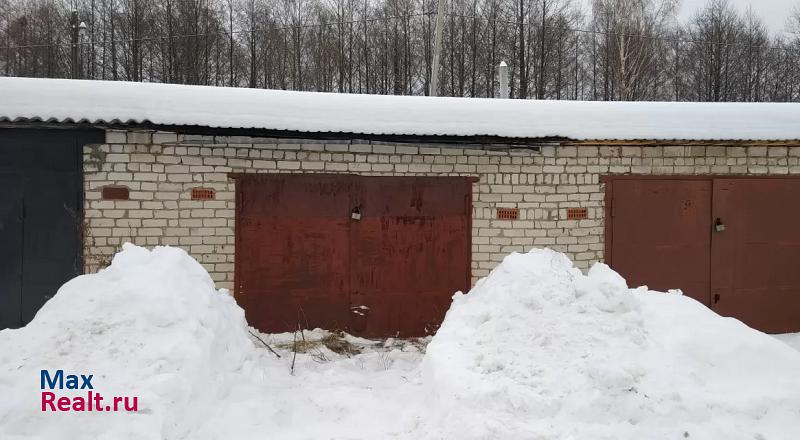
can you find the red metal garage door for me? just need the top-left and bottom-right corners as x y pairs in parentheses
(711, 179), (800, 333)
(350, 176), (472, 336)
(235, 174), (471, 337)
(606, 179), (712, 305)
(607, 177), (800, 333)
(236, 175), (353, 333)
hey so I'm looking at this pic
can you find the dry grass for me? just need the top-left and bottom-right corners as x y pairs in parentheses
(275, 331), (362, 357)
(275, 339), (321, 352)
(320, 333), (361, 356)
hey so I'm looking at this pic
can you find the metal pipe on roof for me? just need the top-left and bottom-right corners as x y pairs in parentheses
(498, 61), (509, 99)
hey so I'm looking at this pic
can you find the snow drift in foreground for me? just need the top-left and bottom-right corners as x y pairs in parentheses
(423, 249), (800, 440)
(0, 244), (423, 440)
(1, 244), (799, 439)
(776, 332), (800, 351)
(0, 244), (266, 439)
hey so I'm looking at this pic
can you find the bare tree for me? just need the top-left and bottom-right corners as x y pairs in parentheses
(591, 0), (677, 101)
(0, 0), (797, 103)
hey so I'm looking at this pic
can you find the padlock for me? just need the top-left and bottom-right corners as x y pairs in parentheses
(351, 206), (362, 221)
(714, 217), (725, 232)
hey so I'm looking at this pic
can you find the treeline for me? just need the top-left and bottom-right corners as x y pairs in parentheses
(2, 0), (800, 101)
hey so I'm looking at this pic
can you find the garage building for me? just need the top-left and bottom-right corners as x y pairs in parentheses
(1, 77), (799, 335)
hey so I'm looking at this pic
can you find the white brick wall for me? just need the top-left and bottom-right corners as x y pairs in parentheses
(83, 130), (800, 289)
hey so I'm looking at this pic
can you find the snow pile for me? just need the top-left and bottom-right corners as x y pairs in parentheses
(0, 244), (264, 439)
(0, 244), (426, 440)
(2, 243), (799, 439)
(776, 333), (800, 352)
(423, 248), (800, 440)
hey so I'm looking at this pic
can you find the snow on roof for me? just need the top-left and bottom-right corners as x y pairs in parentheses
(2, 76), (800, 141)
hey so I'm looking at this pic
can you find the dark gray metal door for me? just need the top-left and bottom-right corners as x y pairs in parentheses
(0, 175), (24, 327)
(0, 128), (103, 329)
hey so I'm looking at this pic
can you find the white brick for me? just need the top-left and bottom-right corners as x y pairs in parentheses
(106, 131), (127, 144)
(153, 132), (179, 144)
(277, 161), (301, 170)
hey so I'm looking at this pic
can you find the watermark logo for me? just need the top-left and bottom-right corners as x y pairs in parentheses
(40, 370), (139, 412)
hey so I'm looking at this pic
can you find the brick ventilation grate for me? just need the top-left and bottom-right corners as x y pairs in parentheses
(496, 208), (519, 220)
(191, 188), (215, 200)
(566, 207), (588, 220)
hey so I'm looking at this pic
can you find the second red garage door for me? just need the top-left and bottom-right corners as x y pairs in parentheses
(607, 177), (800, 333)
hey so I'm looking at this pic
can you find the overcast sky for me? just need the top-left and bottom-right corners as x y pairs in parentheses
(677, 0), (797, 32)
(578, 0), (798, 33)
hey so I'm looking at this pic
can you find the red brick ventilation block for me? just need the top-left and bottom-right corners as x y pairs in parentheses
(566, 207), (588, 220)
(496, 207), (520, 220)
(191, 188), (215, 200)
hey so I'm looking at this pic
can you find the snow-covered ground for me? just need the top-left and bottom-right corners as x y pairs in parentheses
(1, 244), (799, 439)
(775, 332), (800, 352)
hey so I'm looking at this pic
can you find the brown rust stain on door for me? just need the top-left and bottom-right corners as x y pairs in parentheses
(235, 174), (472, 337)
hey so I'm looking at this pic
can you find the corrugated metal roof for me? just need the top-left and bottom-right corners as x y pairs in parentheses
(2, 77), (800, 141)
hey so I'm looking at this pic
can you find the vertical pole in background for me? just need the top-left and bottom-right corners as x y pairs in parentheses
(70, 10), (79, 79)
(429, 0), (446, 97)
(498, 61), (509, 98)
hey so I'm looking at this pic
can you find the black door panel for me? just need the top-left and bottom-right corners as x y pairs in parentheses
(0, 128), (103, 329)
(0, 176), (24, 328)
